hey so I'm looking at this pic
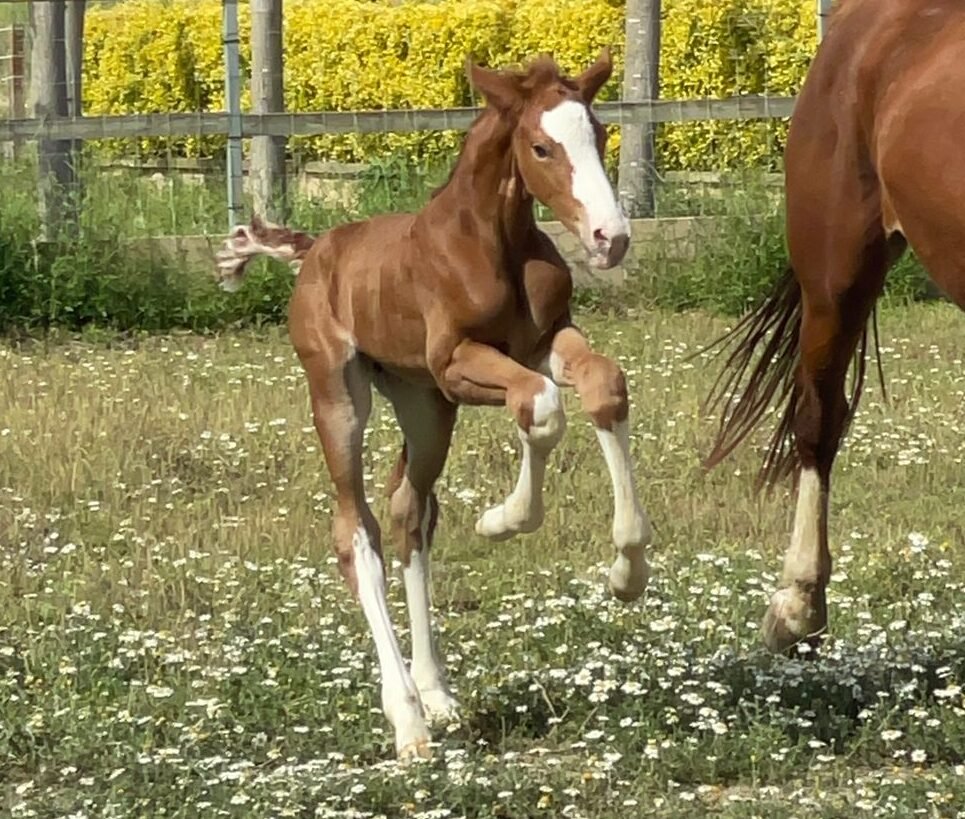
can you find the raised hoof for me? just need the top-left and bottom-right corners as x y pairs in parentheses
(397, 738), (432, 763)
(761, 587), (827, 656)
(475, 503), (542, 541)
(608, 555), (649, 603)
(419, 687), (461, 727)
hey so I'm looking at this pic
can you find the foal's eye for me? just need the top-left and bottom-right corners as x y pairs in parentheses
(532, 144), (550, 159)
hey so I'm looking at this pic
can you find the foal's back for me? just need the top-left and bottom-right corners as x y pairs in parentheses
(290, 210), (437, 372)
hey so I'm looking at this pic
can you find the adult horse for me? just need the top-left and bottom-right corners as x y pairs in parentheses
(216, 52), (651, 759)
(703, 0), (965, 654)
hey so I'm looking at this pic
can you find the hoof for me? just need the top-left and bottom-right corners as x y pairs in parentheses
(419, 686), (461, 727)
(397, 738), (432, 763)
(608, 554), (649, 602)
(761, 587), (827, 655)
(475, 502), (542, 541)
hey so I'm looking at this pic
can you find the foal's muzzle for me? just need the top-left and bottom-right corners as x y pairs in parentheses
(588, 229), (630, 270)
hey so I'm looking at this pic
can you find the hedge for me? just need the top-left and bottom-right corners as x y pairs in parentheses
(82, 0), (816, 170)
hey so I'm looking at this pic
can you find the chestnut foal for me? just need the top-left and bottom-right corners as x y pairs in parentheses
(216, 52), (651, 760)
(703, 0), (965, 655)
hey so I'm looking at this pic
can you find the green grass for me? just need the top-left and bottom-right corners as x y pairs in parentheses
(1, 303), (962, 817)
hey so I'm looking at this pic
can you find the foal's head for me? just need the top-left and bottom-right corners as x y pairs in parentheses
(468, 51), (630, 270)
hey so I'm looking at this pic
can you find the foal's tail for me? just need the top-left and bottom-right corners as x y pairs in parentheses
(699, 267), (883, 490)
(215, 215), (316, 292)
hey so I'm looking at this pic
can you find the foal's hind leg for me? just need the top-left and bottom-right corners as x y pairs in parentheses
(762, 234), (895, 654)
(379, 377), (460, 725)
(544, 325), (652, 601)
(298, 350), (430, 760)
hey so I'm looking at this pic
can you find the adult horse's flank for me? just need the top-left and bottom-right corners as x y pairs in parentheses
(703, 0), (965, 654)
(216, 52), (651, 760)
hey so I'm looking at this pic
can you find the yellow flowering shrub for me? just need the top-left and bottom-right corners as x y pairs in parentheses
(82, 0), (817, 169)
(658, 0), (815, 169)
(283, 0), (514, 162)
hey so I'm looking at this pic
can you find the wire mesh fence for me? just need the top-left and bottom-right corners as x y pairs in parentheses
(0, 0), (827, 328)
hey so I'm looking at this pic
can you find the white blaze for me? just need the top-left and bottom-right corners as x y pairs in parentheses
(540, 100), (629, 246)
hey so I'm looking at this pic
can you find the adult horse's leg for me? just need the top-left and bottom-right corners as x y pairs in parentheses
(379, 376), (460, 725)
(758, 180), (903, 652)
(544, 325), (652, 602)
(297, 349), (430, 760)
(436, 340), (566, 540)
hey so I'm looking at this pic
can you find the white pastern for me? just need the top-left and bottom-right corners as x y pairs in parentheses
(352, 528), (429, 756)
(540, 100), (630, 249)
(476, 377), (565, 540)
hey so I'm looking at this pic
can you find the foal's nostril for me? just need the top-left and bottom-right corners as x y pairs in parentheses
(593, 228), (608, 245)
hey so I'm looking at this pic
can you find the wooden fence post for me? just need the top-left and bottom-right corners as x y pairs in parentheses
(28, 1), (73, 240)
(618, 0), (661, 218)
(251, 0), (286, 221)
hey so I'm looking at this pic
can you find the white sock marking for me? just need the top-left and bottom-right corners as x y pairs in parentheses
(540, 100), (629, 247)
(352, 528), (427, 751)
(403, 498), (444, 691)
(596, 419), (651, 551)
(596, 419), (650, 598)
(476, 378), (565, 539)
(784, 468), (825, 583)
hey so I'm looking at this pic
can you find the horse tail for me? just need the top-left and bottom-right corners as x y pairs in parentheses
(215, 214), (316, 292)
(700, 266), (883, 490)
(700, 267), (804, 489)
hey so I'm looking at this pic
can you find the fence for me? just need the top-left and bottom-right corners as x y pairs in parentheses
(0, 0), (826, 283)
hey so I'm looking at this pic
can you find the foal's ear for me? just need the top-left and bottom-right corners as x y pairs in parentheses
(575, 48), (613, 103)
(466, 58), (523, 112)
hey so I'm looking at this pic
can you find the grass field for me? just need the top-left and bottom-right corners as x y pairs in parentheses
(1, 302), (963, 817)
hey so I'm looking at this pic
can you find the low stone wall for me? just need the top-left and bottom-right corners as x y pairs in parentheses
(130, 215), (717, 289)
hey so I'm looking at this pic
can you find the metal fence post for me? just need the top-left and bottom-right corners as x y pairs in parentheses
(817, 0), (833, 41)
(223, 0), (244, 230)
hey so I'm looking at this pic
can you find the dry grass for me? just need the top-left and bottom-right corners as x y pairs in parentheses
(1, 303), (963, 817)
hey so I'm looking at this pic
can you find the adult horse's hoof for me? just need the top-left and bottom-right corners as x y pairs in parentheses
(761, 586), (826, 655)
(608, 554), (649, 602)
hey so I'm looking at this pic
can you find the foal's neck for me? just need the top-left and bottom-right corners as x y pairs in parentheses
(429, 109), (536, 255)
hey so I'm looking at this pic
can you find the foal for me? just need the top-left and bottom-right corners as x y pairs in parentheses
(217, 52), (651, 760)
(703, 0), (965, 655)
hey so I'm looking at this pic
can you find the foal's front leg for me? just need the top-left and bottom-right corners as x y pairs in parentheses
(438, 340), (566, 540)
(545, 325), (652, 601)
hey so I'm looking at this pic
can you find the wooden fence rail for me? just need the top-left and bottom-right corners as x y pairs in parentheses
(0, 95), (797, 142)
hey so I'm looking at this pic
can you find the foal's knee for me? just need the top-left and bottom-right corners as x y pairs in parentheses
(575, 354), (628, 430)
